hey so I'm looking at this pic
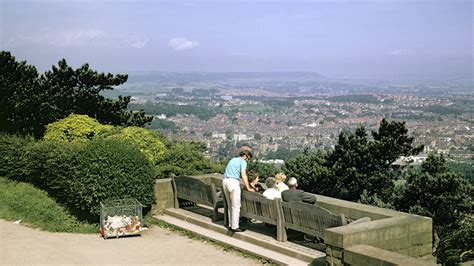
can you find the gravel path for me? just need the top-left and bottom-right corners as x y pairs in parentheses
(0, 219), (262, 265)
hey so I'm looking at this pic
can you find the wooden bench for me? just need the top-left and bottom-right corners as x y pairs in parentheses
(172, 177), (368, 242)
(281, 201), (347, 240)
(171, 175), (223, 222)
(241, 191), (287, 241)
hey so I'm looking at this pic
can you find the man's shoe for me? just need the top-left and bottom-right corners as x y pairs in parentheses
(230, 227), (246, 232)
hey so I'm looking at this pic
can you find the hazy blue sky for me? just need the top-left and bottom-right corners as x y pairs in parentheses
(1, 0), (472, 81)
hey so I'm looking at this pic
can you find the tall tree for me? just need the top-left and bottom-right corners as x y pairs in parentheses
(396, 153), (473, 264)
(396, 153), (472, 229)
(39, 59), (152, 129)
(284, 148), (329, 194)
(370, 119), (424, 170)
(323, 119), (423, 202)
(0, 51), (42, 136)
(0, 51), (152, 138)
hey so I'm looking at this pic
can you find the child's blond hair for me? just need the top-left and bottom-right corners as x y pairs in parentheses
(275, 173), (287, 183)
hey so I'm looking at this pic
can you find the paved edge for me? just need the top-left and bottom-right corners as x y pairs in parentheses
(156, 209), (326, 266)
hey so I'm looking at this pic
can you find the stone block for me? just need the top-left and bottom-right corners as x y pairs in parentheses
(326, 246), (332, 256)
(332, 247), (343, 258)
(344, 245), (435, 266)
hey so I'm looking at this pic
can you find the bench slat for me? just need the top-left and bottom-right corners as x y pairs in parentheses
(281, 201), (346, 239)
(172, 176), (222, 222)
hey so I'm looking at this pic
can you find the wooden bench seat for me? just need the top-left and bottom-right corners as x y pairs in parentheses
(281, 201), (347, 240)
(171, 176), (369, 242)
(171, 175), (223, 222)
(239, 190), (287, 241)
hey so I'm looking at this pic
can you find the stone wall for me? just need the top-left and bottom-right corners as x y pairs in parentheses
(317, 194), (433, 265)
(344, 245), (434, 266)
(152, 178), (174, 214)
(154, 174), (435, 265)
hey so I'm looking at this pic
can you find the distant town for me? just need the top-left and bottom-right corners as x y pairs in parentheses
(115, 72), (473, 163)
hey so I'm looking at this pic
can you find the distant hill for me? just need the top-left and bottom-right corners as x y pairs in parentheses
(126, 71), (328, 84)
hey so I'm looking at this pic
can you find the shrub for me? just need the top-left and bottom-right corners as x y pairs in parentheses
(0, 133), (35, 182)
(43, 114), (111, 143)
(24, 138), (156, 222)
(101, 126), (166, 164)
(155, 141), (223, 178)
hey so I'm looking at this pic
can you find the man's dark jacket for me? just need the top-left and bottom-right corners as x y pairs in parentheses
(281, 188), (316, 204)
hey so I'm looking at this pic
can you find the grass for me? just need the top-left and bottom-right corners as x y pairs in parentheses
(0, 176), (97, 233)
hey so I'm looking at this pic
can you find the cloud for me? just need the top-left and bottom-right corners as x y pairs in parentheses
(5, 28), (148, 49)
(168, 37), (199, 50)
(19, 29), (106, 47)
(388, 49), (410, 56)
(124, 36), (149, 49)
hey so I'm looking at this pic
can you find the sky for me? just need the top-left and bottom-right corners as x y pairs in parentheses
(1, 0), (472, 81)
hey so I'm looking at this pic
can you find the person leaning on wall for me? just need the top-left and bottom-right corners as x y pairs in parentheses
(222, 150), (254, 233)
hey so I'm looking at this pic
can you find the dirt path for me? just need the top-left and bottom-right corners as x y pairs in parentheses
(0, 219), (262, 265)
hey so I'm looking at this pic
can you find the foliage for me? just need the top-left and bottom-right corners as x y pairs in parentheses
(22, 138), (156, 222)
(326, 94), (379, 104)
(0, 176), (96, 233)
(0, 51), (42, 136)
(265, 147), (303, 160)
(0, 133), (35, 182)
(43, 114), (112, 143)
(148, 118), (178, 132)
(247, 161), (281, 180)
(358, 189), (394, 209)
(0, 51), (152, 138)
(254, 133), (262, 141)
(129, 101), (218, 120)
(447, 161), (474, 184)
(323, 119), (422, 202)
(370, 119), (424, 169)
(155, 140), (224, 178)
(394, 152), (473, 264)
(422, 105), (463, 115)
(102, 126), (166, 165)
(435, 217), (474, 265)
(396, 153), (472, 229)
(324, 126), (376, 200)
(284, 149), (329, 193)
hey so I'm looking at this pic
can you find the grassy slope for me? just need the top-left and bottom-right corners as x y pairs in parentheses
(0, 176), (97, 233)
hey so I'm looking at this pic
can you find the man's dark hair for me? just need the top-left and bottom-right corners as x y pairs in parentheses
(239, 150), (253, 158)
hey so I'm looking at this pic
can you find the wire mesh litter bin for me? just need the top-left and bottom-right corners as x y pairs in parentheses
(100, 198), (143, 239)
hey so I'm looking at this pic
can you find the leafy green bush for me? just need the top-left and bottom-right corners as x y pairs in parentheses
(24, 138), (156, 222)
(43, 114), (112, 143)
(102, 126), (166, 164)
(0, 133), (35, 182)
(0, 176), (96, 233)
(155, 140), (223, 178)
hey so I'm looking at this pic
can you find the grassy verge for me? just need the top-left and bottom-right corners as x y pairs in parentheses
(144, 215), (276, 265)
(0, 176), (97, 233)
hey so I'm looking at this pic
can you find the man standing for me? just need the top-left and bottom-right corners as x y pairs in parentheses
(223, 150), (254, 232)
(281, 177), (316, 204)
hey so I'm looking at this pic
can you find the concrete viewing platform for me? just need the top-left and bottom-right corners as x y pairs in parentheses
(157, 206), (327, 265)
(153, 175), (437, 265)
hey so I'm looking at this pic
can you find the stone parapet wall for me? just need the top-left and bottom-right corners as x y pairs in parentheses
(154, 174), (434, 265)
(344, 245), (434, 265)
(318, 193), (433, 265)
(152, 178), (175, 214)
